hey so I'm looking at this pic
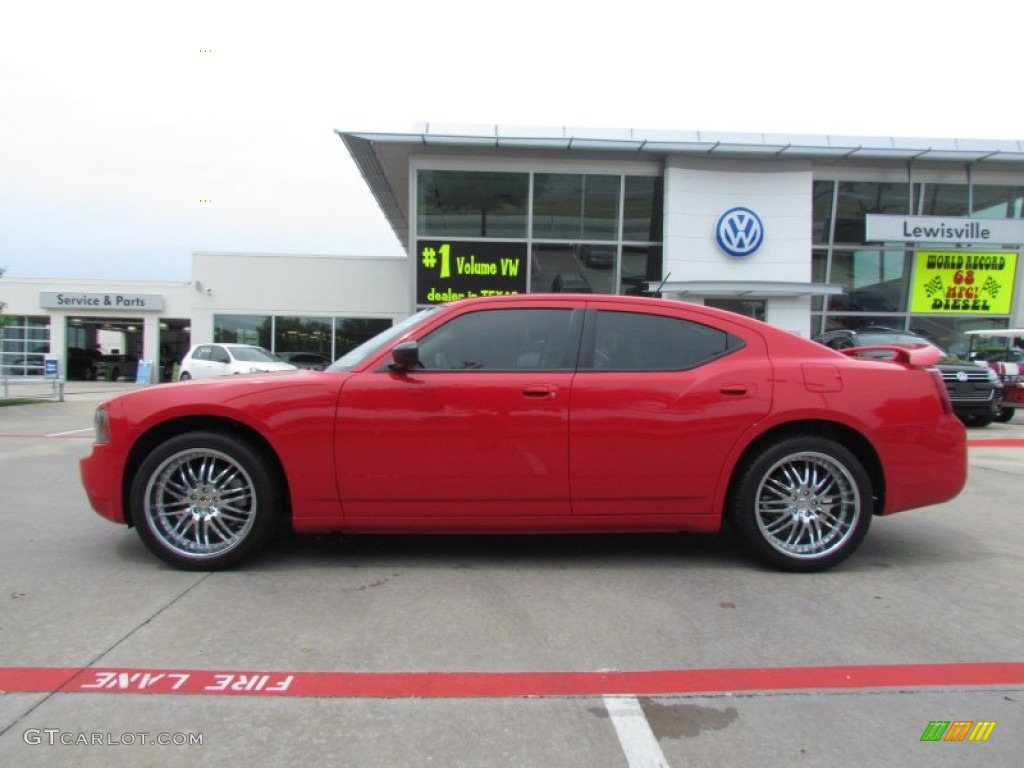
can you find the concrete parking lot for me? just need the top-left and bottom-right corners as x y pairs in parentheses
(1, 382), (1022, 766)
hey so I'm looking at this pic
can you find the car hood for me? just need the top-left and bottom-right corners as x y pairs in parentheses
(935, 359), (990, 372)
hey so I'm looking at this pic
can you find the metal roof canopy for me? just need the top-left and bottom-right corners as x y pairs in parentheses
(337, 124), (1024, 250)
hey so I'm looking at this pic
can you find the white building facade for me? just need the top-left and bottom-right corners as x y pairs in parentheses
(1, 253), (409, 381)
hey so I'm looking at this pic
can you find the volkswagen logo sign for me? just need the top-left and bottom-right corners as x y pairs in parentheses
(716, 207), (764, 257)
(956, 370), (969, 382)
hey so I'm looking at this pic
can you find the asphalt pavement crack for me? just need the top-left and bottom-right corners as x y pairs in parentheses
(0, 571), (213, 738)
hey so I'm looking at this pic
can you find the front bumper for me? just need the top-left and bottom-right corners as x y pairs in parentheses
(80, 444), (127, 524)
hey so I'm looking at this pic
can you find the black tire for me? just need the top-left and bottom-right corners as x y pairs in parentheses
(129, 431), (283, 570)
(960, 412), (993, 428)
(729, 436), (873, 572)
(179, 371), (191, 381)
(994, 407), (1015, 424)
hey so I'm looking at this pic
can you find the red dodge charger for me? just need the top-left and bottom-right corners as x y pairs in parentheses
(80, 294), (967, 572)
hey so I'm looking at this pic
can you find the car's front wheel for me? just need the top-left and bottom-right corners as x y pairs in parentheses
(960, 412), (993, 428)
(129, 431), (283, 570)
(729, 436), (873, 572)
(994, 407), (1015, 423)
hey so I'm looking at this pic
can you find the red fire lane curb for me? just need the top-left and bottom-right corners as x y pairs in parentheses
(967, 438), (1024, 447)
(1, 663), (1022, 699)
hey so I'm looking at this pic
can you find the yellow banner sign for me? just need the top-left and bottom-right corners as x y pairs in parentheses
(911, 251), (1017, 314)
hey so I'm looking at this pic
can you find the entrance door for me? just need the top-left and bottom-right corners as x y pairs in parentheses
(159, 319), (191, 382)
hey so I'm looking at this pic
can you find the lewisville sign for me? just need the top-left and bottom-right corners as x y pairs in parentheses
(866, 215), (1024, 245)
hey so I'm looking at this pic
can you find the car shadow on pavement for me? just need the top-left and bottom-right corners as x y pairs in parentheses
(251, 529), (747, 574)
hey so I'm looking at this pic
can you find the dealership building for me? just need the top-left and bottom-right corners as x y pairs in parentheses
(3, 124), (1023, 380)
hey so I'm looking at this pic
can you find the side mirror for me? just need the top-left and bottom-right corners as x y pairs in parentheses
(390, 341), (421, 371)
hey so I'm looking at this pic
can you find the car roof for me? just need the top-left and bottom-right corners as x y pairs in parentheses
(192, 343), (265, 349)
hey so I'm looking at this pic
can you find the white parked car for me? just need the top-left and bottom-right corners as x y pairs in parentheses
(179, 344), (298, 380)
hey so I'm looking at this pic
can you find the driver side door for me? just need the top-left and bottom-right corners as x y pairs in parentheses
(335, 304), (582, 524)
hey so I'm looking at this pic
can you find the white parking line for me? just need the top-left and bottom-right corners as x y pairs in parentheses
(603, 695), (671, 768)
(47, 428), (93, 437)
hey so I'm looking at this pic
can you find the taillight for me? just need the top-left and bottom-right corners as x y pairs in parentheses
(926, 367), (954, 415)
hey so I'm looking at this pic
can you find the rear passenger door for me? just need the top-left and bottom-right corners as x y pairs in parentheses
(569, 305), (773, 518)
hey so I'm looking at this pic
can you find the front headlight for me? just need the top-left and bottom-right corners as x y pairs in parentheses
(93, 406), (110, 444)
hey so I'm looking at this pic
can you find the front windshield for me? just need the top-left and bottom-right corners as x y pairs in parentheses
(231, 346), (280, 363)
(327, 307), (440, 372)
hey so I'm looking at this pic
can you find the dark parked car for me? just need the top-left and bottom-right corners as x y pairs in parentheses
(573, 244), (615, 269)
(550, 272), (592, 293)
(67, 348), (101, 380)
(813, 328), (1002, 427)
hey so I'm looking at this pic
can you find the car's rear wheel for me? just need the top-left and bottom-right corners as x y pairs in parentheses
(179, 371), (191, 380)
(729, 436), (872, 572)
(994, 407), (1015, 423)
(129, 432), (283, 570)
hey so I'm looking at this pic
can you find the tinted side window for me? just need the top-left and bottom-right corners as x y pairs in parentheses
(417, 309), (575, 371)
(584, 310), (740, 371)
(193, 346), (212, 361)
(211, 346), (231, 364)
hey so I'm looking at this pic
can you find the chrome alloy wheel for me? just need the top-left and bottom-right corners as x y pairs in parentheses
(754, 451), (860, 560)
(143, 447), (258, 560)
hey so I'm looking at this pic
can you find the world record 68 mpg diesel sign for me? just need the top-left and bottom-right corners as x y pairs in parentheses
(416, 240), (528, 305)
(910, 251), (1017, 314)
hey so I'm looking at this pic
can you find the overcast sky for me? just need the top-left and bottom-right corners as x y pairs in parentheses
(2, 0), (1021, 282)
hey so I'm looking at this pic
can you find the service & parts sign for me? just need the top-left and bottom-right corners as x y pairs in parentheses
(416, 240), (527, 305)
(910, 251), (1017, 314)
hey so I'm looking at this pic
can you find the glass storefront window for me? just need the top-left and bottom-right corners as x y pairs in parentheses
(214, 315), (271, 348)
(622, 176), (663, 242)
(532, 173), (620, 240)
(417, 171), (528, 238)
(908, 316), (1009, 357)
(414, 169), (663, 299)
(812, 180), (835, 245)
(917, 183), (969, 216)
(811, 249), (829, 311)
(620, 245), (663, 295)
(834, 182), (910, 244)
(334, 318), (392, 360)
(0, 316), (50, 376)
(815, 176), (1021, 335)
(972, 185), (1024, 219)
(275, 316), (332, 357)
(530, 243), (616, 295)
(826, 250), (910, 313)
